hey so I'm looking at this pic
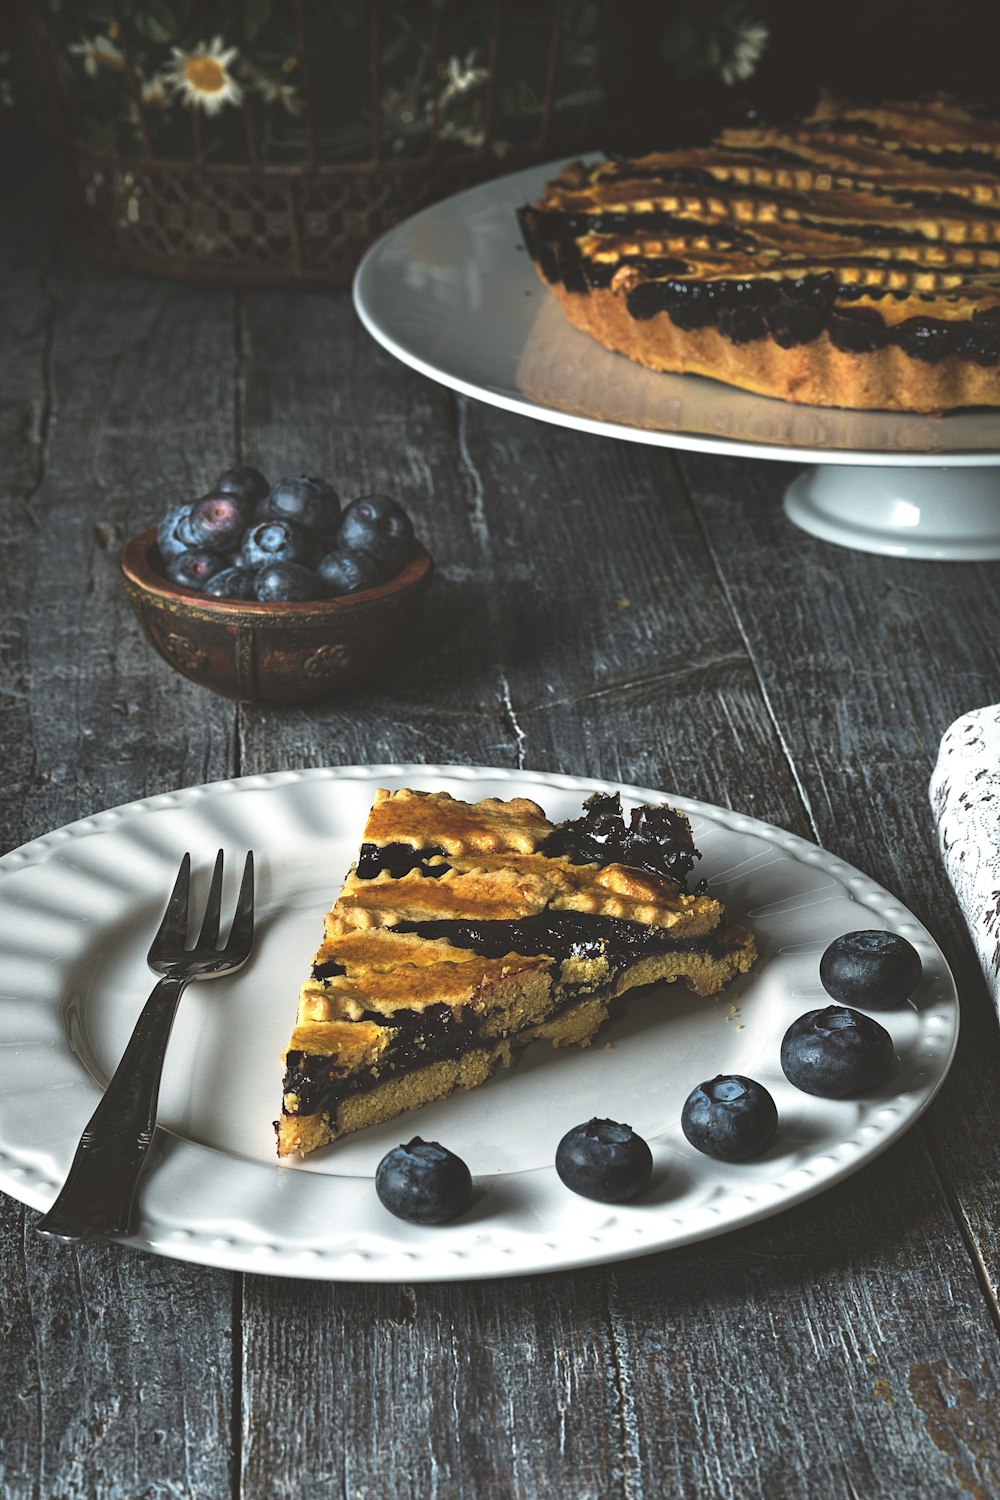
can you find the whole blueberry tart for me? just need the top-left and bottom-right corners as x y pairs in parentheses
(517, 94), (1000, 412)
(276, 788), (756, 1156)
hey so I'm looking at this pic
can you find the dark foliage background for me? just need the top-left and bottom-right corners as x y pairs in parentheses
(603, 0), (1000, 151)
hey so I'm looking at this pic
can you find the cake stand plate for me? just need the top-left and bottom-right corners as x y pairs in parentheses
(353, 160), (1000, 561)
(784, 465), (1000, 559)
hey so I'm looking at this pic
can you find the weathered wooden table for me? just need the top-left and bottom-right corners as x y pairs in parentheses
(4, 169), (1000, 1500)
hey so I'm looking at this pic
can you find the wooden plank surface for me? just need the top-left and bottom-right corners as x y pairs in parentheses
(0, 181), (236, 1500)
(233, 291), (1000, 1499)
(1, 168), (999, 1500)
(679, 451), (1000, 1298)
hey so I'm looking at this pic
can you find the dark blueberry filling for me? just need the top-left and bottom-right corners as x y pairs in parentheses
(283, 1002), (478, 1116)
(311, 958), (346, 981)
(527, 222), (998, 365)
(520, 152), (1000, 366)
(625, 272), (842, 348)
(284, 910), (734, 1121)
(283, 956), (660, 1119)
(963, 308), (1000, 364)
(285, 897), (730, 1120)
(805, 218), (922, 244)
(894, 317), (965, 362)
(884, 189), (1000, 219)
(519, 204), (755, 263)
(827, 306), (890, 353)
(897, 144), (1000, 177)
(355, 842), (450, 879)
(724, 145), (814, 168)
(391, 909), (693, 964)
(596, 163), (720, 188)
(768, 283), (833, 347)
(539, 791), (699, 887)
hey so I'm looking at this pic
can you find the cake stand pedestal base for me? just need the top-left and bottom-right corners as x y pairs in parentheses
(783, 464), (1000, 560)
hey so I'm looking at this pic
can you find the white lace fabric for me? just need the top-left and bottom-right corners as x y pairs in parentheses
(930, 705), (1000, 1017)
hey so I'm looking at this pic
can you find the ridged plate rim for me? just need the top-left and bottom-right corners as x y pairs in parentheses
(0, 764), (959, 1282)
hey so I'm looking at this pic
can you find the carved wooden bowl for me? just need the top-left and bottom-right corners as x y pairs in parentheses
(121, 529), (433, 705)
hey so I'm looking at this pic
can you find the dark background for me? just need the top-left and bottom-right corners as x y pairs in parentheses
(603, 0), (1000, 150)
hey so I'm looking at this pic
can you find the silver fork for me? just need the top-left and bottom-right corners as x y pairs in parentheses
(35, 849), (254, 1244)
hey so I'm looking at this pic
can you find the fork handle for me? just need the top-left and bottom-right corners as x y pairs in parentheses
(35, 975), (188, 1242)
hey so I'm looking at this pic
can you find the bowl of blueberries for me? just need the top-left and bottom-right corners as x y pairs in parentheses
(121, 464), (432, 705)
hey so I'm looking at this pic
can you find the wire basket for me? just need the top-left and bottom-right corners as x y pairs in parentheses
(31, 0), (604, 287)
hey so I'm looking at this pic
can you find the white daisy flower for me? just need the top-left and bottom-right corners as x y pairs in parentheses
(242, 62), (302, 117)
(438, 50), (489, 112)
(69, 34), (125, 77)
(166, 37), (242, 116)
(140, 72), (170, 109)
(718, 17), (769, 86)
(438, 118), (486, 150)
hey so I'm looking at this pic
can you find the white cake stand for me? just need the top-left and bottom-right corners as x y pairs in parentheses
(353, 161), (1000, 561)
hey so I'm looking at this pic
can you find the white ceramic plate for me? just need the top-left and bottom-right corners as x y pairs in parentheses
(353, 160), (1000, 466)
(0, 765), (958, 1282)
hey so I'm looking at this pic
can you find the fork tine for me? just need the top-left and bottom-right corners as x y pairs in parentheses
(224, 851), (255, 960)
(148, 853), (191, 961)
(195, 849), (225, 949)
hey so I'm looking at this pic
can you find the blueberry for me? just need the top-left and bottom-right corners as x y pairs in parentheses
(175, 509), (202, 549)
(555, 1118), (653, 1202)
(253, 562), (323, 602)
(204, 565), (258, 599)
(375, 1137), (473, 1224)
(156, 503), (194, 564)
(214, 465), (270, 507)
(187, 492), (253, 554)
(165, 551), (225, 590)
(337, 495), (415, 574)
(316, 548), (384, 596)
(240, 519), (313, 569)
(781, 1005), (894, 1098)
(820, 930), (922, 1011)
(269, 474), (341, 533)
(681, 1075), (778, 1161)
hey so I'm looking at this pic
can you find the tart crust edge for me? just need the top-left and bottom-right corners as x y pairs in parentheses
(540, 274), (1000, 414)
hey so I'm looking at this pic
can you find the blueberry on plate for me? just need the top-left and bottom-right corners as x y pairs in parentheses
(165, 550), (225, 590)
(253, 562), (323, 602)
(316, 547), (384, 596)
(156, 503), (195, 564)
(555, 1118), (653, 1203)
(681, 1075), (778, 1161)
(187, 492), (252, 554)
(781, 1005), (894, 1098)
(269, 475), (340, 533)
(375, 1137), (473, 1224)
(336, 495), (414, 574)
(820, 930), (922, 1011)
(204, 565), (258, 599)
(214, 465), (270, 507)
(240, 519), (313, 569)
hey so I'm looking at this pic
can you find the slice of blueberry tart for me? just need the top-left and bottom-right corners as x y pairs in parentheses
(276, 787), (756, 1156)
(517, 93), (1000, 412)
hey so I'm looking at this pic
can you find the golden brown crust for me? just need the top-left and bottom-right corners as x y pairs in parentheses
(333, 860), (720, 936)
(300, 951), (552, 1023)
(276, 921), (757, 1157)
(277, 789), (756, 1157)
(520, 94), (1000, 412)
(543, 278), (1000, 413)
(363, 786), (551, 853)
